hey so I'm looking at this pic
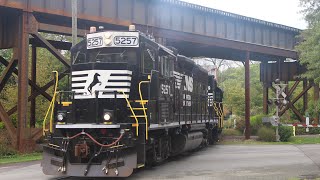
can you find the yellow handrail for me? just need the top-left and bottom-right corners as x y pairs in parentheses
(139, 81), (150, 140)
(213, 102), (224, 128)
(43, 71), (59, 135)
(119, 90), (139, 136)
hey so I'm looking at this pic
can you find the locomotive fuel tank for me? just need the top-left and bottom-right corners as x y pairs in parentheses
(171, 132), (204, 155)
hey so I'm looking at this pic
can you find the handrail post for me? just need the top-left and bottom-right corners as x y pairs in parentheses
(139, 81), (150, 140)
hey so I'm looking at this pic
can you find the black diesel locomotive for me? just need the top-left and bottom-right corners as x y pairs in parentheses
(41, 26), (224, 177)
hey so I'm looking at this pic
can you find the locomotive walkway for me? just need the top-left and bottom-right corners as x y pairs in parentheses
(1, 144), (320, 179)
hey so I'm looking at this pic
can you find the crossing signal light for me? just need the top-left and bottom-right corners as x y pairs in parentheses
(267, 99), (288, 106)
(274, 99), (281, 106)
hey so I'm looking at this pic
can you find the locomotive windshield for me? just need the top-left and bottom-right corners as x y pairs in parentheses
(73, 47), (137, 64)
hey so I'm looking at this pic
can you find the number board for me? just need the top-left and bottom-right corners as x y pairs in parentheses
(87, 31), (139, 49)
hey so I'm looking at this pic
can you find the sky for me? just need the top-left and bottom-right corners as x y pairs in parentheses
(181, 0), (307, 29)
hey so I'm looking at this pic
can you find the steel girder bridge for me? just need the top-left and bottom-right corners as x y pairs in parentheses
(0, 0), (314, 152)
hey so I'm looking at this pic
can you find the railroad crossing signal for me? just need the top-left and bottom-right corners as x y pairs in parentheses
(267, 80), (288, 106)
(266, 79), (288, 142)
(274, 83), (287, 99)
(262, 116), (279, 126)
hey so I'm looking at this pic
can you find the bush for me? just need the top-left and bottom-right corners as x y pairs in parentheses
(234, 115), (265, 136)
(309, 127), (320, 134)
(257, 127), (276, 142)
(235, 118), (245, 133)
(0, 130), (16, 157)
(278, 126), (293, 142)
(250, 114), (264, 135)
(295, 127), (320, 135)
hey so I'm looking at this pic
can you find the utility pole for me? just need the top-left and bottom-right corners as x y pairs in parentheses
(72, 0), (78, 46)
(275, 87), (280, 142)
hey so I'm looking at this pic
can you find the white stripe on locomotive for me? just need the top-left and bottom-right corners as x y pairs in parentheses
(71, 70), (132, 99)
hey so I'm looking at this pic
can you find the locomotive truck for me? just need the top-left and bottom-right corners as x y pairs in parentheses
(41, 25), (224, 177)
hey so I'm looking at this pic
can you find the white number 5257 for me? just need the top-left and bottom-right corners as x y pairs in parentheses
(114, 36), (138, 46)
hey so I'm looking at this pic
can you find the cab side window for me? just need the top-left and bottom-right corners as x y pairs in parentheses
(160, 54), (174, 77)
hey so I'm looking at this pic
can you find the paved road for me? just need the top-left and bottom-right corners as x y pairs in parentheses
(1, 144), (320, 180)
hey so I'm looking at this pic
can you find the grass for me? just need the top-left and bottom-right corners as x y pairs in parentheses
(0, 152), (42, 164)
(289, 136), (320, 144)
(221, 136), (320, 145)
(222, 129), (242, 136)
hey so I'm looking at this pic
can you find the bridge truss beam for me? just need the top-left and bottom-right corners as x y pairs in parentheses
(0, 10), (71, 152)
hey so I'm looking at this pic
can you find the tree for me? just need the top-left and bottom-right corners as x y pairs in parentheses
(296, 0), (320, 82)
(193, 57), (239, 82)
(219, 64), (263, 117)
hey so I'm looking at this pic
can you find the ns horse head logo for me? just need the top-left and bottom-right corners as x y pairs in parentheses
(87, 73), (102, 94)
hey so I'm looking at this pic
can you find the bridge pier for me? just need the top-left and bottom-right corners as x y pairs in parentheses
(245, 51), (251, 139)
(16, 11), (31, 152)
(263, 83), (269, 115)
(30, 45), (37, 128)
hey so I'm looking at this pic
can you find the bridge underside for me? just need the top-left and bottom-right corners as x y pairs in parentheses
(0, 0), (306, 151)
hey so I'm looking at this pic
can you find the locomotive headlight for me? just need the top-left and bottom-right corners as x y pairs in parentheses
(213, 118), (219, 123)
(57, 113), (64, 121)
(103, 113), (111, 121)
(102, 109), (113, 123)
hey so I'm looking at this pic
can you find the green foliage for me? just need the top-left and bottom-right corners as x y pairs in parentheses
(295, 24), (320, 82)
(250, 114), (264, 135)
(309, 127), (320, 134)
(289, 136), (320, 144)
(296, 0), (320, 82)
(230, 115), (264, 136)
(222, 129), (242, 136)
(220, 64), (263, 117)
(295, 126), (320, 135)
(0, 130), (16, 157)
(0, 49), (12, 61)
(235, 118), (245, 133)
(0, 153), (42, 164)
(299, 0), (320, 27)
(278, 126), (293, 142)
(257, 127), (276, 142)
(307, 100), (320, 120)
